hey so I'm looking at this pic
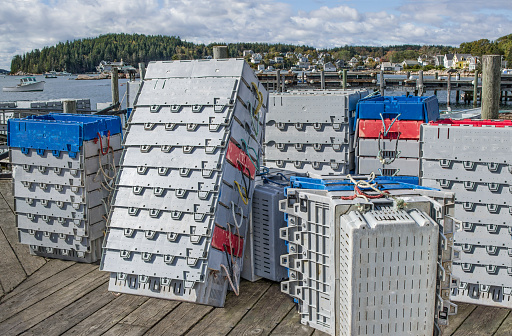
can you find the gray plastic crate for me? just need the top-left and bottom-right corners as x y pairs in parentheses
(250, 183), (288, 282)
(421, 178), (512, 204)
(453, 201), (511, 224)
(280, 183), (458, 335)
(451, 282), (512, 309)
(265, 159), (350, 175)
(357, 156), (420, 176)
(421, 123), (512, 163)
(357, 138), (420, 158)
(454, 224), (512, 246)
(264, 143), (350, 163)
(454, 243), (511, 266)
(29, 236), (102, 262)
(421, 159), (511, 184)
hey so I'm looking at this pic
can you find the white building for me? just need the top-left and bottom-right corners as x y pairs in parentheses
(251, 53), (263, 64)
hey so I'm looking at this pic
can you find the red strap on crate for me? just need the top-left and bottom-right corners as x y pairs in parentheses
(358, 119), (423, 140)
(211, 224), (244, 258)
(226, 140), (256, 179)
(430, 119), (512, 127)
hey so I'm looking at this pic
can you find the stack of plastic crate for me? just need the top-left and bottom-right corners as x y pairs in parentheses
(356, 95), (439, 177)
(280, 174), (458, 335)
(421, 119), (512, 308)
(100, 59), (267, 307)
(8, 113), (122, 262)
(264, 89), (369, 174)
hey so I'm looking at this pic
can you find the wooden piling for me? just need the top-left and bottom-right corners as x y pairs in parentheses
(111, 68), (119, 110)
(276, 70), (281, 92)
(213, 46), (228, 59)
(417, 70), (424, 96)
(281, 75), (285, 92)
(320, 70), (325, 90)
(343, 69), (347, 90)
(455, 90), (460, 104)
(481, 55), (501, 119)
(138, 62), (146, 81)
(435, 72), (439, 80)
(63, 100), (77, 114)
(473, 70), (479, 107)
(380, 70), (384, 95)
(447, 74), (451, 110)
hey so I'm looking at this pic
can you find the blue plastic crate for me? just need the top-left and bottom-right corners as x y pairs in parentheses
(355, 95), (440, 124)
(289, 175), (433, 192)
(8, 113), (122, 158)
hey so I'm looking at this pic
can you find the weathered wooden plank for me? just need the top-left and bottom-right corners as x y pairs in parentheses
(0, 180), (14, 211)
(19, 282), (115, 336)
(0, 207), (47, 276)
(494, 311), (512, 336)
(0, 226), (26, 294)
(102, 299), (181, 336)
(271, 308), (315, 336)
(441, 303), (476, 335)
(0, 269), (108, 335)
(186, 280), (273, 336)
(1, 259), (73, 303)
(452, 305), (509, 336)
(61, 294), (149, 336)
(0, 263), (96, 323)
(227, 283), (295, 336)
(145, 302), (213, 336)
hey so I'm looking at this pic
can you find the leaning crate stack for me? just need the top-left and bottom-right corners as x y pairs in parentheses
(8, 113), (122, 262)
(356, 95), (439, 177)
(100, 59), (267, 307)
(421, 119), (512, 308)
(264, 89), (369, 174)
(280, 174), (458, 336)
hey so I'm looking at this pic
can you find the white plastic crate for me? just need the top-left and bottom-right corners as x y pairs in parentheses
(279, 179), (458, 335)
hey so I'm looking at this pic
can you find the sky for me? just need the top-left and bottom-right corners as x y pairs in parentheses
(1, 0), (512, 70)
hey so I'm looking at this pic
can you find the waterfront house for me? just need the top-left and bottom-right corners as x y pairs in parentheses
(434, 55), (444, 67)
(243, 50), (253, 57)
(443, 54), (454, 68)
(453, 54), (473, 69)
(381, 62), (394, 71)
(466, 56), (479, 71)
(274, 56), (284, 64)
(401, 60), (420, 68)
(251, 53), (263, 64)
(324, 62), (337, 72)
(348, 57), (359, 68)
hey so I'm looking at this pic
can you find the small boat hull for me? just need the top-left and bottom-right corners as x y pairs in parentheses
(3, 81), (45, 92)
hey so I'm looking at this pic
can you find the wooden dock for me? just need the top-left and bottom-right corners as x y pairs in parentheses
(0, 178), (510, 335)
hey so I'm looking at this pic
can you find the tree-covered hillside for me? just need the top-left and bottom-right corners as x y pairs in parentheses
(9, 33), (512, 74)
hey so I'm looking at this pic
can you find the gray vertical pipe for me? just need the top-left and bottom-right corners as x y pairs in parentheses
(380, 70), (384, 96)
(481, 55), (501, 119)
(343, 69), (347, 90)
(138, 62), (146, 81)
(276, 69), (281, 93)
(473, 70), (479, 107)
(320, 70), (325, 90)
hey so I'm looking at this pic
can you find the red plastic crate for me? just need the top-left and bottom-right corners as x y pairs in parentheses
(358, 119), (424, 140)
(430, 119), (512, 127)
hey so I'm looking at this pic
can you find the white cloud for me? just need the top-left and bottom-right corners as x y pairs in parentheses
(0, 0), (511, 70)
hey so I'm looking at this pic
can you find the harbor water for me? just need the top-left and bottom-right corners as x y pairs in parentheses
(0, 75), (130, 111)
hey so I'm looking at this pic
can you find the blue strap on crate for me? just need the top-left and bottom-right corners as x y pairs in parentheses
(354, 95), (440, 128)
(8, 113), (122, 158)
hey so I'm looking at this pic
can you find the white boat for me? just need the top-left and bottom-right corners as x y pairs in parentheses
(2, 77), (45, 92)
